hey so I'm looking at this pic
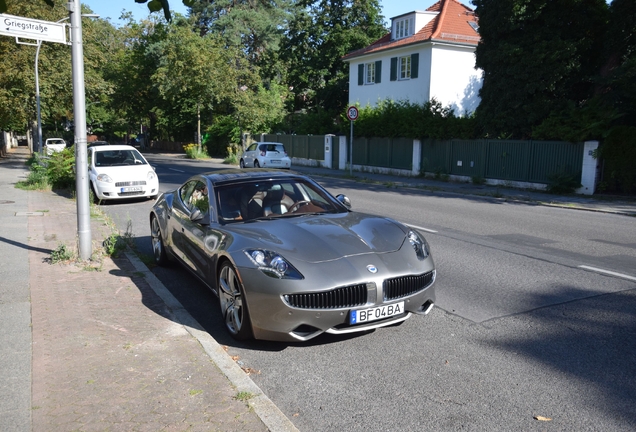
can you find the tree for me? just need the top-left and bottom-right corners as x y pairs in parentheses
(151, 21), (237, 144)
(600, 0), (636, 128)
(0, 0), (194, 21)
(189, 0), (293, 66)
(473, 0), (609, 139)
(281, 0), (386, 115)
(0, 1), (115, 137)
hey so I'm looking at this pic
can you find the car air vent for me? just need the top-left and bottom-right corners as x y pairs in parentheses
(383, 271), (435, 301)
(115, 181), (147, 187)
(284, 284), (368, 309)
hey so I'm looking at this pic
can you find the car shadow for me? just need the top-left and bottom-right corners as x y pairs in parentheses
(112, 242), (374, 352)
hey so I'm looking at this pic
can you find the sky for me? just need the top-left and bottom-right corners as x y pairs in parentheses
(81, 1), (472, 27)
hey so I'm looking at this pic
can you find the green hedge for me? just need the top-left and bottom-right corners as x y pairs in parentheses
(349, 99), (477, 140)
(597, 126), (636, 194)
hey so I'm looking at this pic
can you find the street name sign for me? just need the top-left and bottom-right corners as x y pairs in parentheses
(0, 13), (67, 44)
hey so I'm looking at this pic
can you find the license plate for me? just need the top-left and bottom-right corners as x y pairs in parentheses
(270, 159), (281, 164)
(121, 186), (143, 192)
(349, 301), (404, 324)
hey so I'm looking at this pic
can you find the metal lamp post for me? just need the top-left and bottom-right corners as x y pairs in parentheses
(68, 0), (95, 260)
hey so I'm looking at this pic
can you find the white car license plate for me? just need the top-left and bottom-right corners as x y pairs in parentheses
(121, 186), (143, 192)
(350, 301), (404, 324)
(270, 159), (281, 164)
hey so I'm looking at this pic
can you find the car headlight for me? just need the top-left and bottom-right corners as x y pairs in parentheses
(407, 230), (430, 260)
(96, 173), (113, 183)
(245, 249), (304, 279)
(147, 171), (156, 181)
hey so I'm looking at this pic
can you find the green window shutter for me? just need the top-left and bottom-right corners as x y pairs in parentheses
(375, 60), (382, 83)
(390, 57), (397, 81)
(358, 64), (364, 85)
(411, 53), (419, 79)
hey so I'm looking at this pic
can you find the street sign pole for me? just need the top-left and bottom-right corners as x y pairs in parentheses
(346, 106), (359, 177)
(35, 40), (43, 154)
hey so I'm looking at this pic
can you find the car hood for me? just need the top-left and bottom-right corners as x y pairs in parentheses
(227, 212), (408, 263)
(91, 165), (151, 177)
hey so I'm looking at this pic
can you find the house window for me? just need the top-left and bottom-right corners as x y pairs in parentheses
(395, 18), (410, 39)
(358, 61), (382, 85)
(390, 54), (418, 81)
(365, 62), (375, 84)
(399, 56), (411, 80)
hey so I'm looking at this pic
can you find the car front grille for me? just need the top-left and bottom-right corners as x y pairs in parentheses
(115, 180), (147, 187)
(284, 284), (368, 309)
(117, 191), (145, 197)
(383, 271), (435, 301)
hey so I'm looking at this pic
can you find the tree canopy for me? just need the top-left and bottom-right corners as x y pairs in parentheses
(3, 0), (634, 151)
(473, 0), (609, 140)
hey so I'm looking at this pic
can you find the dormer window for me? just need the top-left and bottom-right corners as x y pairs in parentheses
(395, 18), (411, 39)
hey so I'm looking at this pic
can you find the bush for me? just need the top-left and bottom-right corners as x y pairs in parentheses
(183, 143), (209, 159)
(546, 171), (582, 194)
(16, 154), (49, 190)
(205, 115), (240, 157)
(51, 243), (74, 263)
(596, 126), (636, 194)
(46, 147), (75, 189)
(351, 99), (477, 140)
(275, 108), (340, 135)
(223, 145), (239, 165)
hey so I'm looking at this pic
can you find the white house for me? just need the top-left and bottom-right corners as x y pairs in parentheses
(342, 0), (482, 115)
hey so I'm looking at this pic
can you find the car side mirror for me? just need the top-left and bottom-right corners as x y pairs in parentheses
(336, 194), (351, 209)
(190, 209), (210, 225)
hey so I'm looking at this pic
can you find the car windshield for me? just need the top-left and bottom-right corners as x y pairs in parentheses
(216, 178), (344, 223)
(47, 139), (65, 145)
(94, 149), (147, 167)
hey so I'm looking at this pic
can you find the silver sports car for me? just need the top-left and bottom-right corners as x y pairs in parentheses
(150, 170), (436, 342)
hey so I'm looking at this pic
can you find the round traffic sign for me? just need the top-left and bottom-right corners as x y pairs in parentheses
(347, 106), (359, 121)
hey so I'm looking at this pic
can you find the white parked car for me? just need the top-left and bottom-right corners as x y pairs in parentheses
(88, 144), (159, 201)
(240, 142), (291, 169)
(44, 138), (67, 155)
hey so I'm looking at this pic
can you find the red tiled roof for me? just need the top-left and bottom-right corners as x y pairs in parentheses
(342, 0), (479, 60)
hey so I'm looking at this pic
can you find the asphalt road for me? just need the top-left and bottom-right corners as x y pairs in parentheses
(99, 154), (636, 431)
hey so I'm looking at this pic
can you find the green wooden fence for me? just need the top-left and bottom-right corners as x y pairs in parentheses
(260, 134), (584, 185)
(421, 139), (584, 183)
(262, 134), (324, 160)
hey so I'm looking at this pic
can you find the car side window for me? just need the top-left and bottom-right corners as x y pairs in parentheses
(247, 143), (257, 152)
(179, 181), (197, 209)
(188, 181), (209, 214)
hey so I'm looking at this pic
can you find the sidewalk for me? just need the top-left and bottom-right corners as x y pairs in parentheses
(0, 147), (296, 431)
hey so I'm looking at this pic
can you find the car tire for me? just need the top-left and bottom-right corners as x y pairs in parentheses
(240, 159), (245, 169)
(254, 160), (260, 168)
(218, 261), (252, 340)
(150, 215), (169, 266)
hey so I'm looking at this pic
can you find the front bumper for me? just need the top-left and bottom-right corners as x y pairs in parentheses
(93, 179), (159, 200)
(238, 257), (436, 342)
